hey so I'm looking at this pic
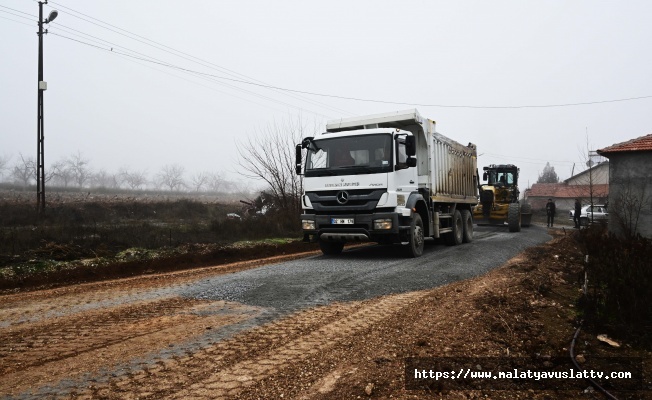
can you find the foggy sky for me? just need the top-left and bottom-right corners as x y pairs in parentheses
(2, 0), (651, 191)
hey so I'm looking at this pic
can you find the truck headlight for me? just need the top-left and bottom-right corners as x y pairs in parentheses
(373, 218), (393, 230)
(397, 194), (406, 207)
(302, 219), (315, 230)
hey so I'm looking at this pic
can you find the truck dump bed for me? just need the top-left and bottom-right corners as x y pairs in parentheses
(430, 132), (478, 203)
(325, 109), (477, 204)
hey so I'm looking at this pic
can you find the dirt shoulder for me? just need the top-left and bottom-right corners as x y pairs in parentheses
(0, 240), (321, 293)
(0, 229), (647, 399)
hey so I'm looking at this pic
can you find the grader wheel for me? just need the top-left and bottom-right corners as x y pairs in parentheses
(508, 203), (521, 232)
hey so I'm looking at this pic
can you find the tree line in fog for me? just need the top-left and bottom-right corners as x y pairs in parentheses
(0, 151), (244, 193)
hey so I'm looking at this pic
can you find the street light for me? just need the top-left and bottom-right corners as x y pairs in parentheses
(37, 2), (58, 213)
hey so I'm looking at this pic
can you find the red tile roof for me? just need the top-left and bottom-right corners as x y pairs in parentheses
(598, 133), (652, 154)
(526, 183), (609, 198)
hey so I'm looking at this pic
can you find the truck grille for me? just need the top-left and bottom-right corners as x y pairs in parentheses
(306, 189), (385, 212)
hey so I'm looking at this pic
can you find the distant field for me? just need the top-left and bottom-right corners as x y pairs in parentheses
(0, 188), (301, 274)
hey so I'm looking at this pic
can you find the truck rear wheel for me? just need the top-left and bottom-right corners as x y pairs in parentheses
(446, 210), (464, 246)
(508, 203), (521, 232)
(404, 214), (425, 257)
(319, 240), (344, 255)
(461, 209), (473, 243)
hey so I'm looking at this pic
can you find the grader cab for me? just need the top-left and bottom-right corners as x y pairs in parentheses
(473, 164), (532, 232)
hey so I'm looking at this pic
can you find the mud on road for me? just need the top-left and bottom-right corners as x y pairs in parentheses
(0, 228), (633, 399)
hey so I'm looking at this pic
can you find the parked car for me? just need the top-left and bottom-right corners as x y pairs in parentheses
(569, 204), (608, 226)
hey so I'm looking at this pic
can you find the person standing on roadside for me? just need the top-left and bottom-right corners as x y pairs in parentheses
(574, 198), (582, 228)
(546, 198), (556, 227)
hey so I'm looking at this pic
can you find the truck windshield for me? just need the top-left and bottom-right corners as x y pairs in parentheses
(305, 134), (393, 177)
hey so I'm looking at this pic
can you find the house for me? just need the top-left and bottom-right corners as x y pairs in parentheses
(524, 162), (610, 211)
(597, 133), (652, 239)
(564, 160), (609, 186)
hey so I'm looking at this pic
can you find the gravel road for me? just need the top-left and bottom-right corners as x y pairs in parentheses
(0, 225), (551, 399)
(186, 225), (550, 311)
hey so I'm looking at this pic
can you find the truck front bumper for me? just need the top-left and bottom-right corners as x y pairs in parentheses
(301, 212), (407, 243)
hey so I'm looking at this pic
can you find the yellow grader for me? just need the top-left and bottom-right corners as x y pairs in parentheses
(473, 164), (532, 232)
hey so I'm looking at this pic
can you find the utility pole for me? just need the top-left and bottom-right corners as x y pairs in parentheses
(36, 1), (58, 213)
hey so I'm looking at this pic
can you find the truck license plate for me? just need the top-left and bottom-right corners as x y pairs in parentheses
(331, 218), (354, 225)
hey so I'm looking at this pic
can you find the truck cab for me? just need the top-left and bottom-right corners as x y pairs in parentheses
(296, 109), (478, 257)
(300, 128), (417, 252)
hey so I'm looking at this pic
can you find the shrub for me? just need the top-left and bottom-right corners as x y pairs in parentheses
(0, 197), (252, 266)
(579, 225), (652, 340)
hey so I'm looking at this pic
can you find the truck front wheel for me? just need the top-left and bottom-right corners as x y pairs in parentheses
(319, 240), (344, 255)
(404, 214), (424, 258)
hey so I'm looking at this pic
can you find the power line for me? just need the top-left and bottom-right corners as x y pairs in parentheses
(180, 81), (652, 110)
(48, 31), (335, 118)
(48, 31), (335, 119)
(3, 0), (332, 117)
(0, 5), (35, 17)
(46, 1), (353, 117)
(482, 153), (575, 165)
(0, 14), (34, 27)
(0, 7), (36, 22)
(112, 53), (308, 116)
(46, 29), (652, 112)
(11, 3), (652, 111)
(480, 157), (562, 167)
(43, 27), (343, 119)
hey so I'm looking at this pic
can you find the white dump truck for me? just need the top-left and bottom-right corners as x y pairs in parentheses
(295, 109), (478, 257)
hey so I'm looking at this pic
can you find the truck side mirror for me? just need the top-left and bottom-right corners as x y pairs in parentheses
(405, 135), (416, 156)
(295, 144), (302, 175)
(483, 172), (488, 181)
(406, 157), (417, 168)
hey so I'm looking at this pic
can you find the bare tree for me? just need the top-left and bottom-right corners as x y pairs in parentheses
(0, 154), (11, 181)
(11, 153), (35, 187)
(207, 171), (225, 193)
(67, 151), (92, 188)
(157, 164), (186, 191)
(190, 171), (209, 192)
(611, 177), (652, 239)
(567, 136), (610, 212)
(120, 168), (148, 190)
(50, 159), (74, 188)
(91, 169), (121, 189)
(237, 115), (315, 218)
(43, 162), (58, 184)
